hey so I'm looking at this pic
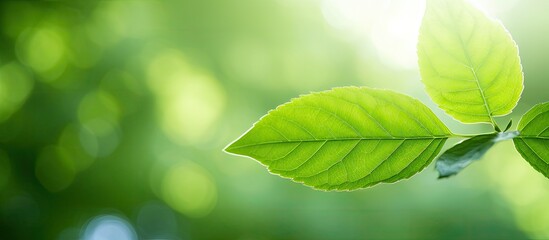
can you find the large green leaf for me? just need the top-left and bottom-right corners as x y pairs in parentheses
(225, 87), (452, 191)
(436, 131), (518, 178)
(514, 102), (549, 178)
(418, 0), (523, 124)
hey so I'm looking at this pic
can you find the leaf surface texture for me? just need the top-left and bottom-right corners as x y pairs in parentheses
(225, 87), (451, 190)
(436, 131), (518, 178)
(514, 102), (549, 178)
(418, 0), (523, 123)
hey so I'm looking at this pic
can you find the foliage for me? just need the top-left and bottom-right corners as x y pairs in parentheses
(418, 0), (523, 126)
(0, 0), (547, 239)
(514, 102), (549, 178)
(436, 131), (518, 178)
(226, 87), (450, 190)
(226, 0), (548, 190)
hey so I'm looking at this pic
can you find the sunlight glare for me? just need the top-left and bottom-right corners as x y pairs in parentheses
(322, 0), (424, 69)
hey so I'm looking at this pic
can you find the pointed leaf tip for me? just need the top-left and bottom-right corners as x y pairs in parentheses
(504, 119), (513, 132)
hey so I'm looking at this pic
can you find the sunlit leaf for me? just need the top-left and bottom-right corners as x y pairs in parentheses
(418, 0), (523, 124)
(225, 87), (451, 191)
(514, 102), (549, 178)
(436, 131), (518, 178)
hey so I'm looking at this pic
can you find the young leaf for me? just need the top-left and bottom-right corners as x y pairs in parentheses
(436, 131), (518, 178)
(504, 119), (513, 132)
(513, 102), (549, 178)
(225, 87), (452, 191)
(418, 0), (523, 125)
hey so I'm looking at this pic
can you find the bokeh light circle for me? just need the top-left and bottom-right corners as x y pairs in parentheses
(35, 146), (75, 192)
(82, 215), (137, 240)
(161, 161), (218, 218)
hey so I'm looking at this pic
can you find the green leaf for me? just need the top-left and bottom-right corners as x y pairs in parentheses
(225, 87), (452, 191)
(418, 0), (523, 124)
(436, 131), (518, 178)
(513, 102), (549, 178)
(504, 119), (513, 132)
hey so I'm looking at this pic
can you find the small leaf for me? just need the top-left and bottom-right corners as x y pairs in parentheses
(225, 87), (452, 191)
(418, 0), (523, 124)
(436, 131), (518, 178)
(513, 102), (549, 178)
(504, 119), (513, 132)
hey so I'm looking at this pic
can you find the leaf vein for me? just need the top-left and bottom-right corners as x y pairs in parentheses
(320, 93), (393, 137)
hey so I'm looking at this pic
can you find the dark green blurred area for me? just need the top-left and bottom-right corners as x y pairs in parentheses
(0, 0), (547, 239)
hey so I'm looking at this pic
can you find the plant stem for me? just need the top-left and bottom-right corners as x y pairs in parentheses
(491, 117), (502, 132)
(450, 132), (495, 138)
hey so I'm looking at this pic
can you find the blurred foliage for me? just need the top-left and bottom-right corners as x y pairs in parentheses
(0, 0), (547, 239)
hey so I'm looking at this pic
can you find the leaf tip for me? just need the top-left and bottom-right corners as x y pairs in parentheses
(436, 163), (456, 179)
(504, 119), (513, 132)
(437, 174), (452, 179)
(222, 145), (233, 154)
(223, 138), (242, 155)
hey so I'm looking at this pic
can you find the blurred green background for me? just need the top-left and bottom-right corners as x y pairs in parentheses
(0, 0), (548, 239)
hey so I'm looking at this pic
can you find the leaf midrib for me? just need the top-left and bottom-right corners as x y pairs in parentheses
(445, 0), (495, 124)
(228, 136), (450, 150)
